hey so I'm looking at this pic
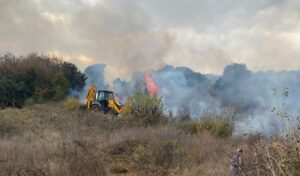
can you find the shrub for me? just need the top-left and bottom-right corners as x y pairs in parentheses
(62, 62), (86, 92)
(51, 72), (69, 101)
(125, 91), (164, 125)
(133, 144), (151, 166)
(64, 97), (81, 111)
(153, 140), (186, 166)
(181, 110), (233, 137)
(0, 108), (30, 136)
(24, 98), (35, 107)
(280, 141), (300, 175)
(0, 72), (28, 108)
(133, 140), (186, 168)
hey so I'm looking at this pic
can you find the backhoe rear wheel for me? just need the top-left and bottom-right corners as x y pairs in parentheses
(91, 105), (102, 113)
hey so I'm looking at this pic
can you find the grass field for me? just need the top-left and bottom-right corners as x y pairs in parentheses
(0, 101), (298, 176)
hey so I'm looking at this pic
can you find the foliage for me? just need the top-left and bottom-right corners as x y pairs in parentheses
(51, 72), (69, 101)
(0, 108), (32, 136)
(0, 72), (28, 108)
(133, 140), (186, 168)
(1, 102), (299, 175)
(64, 97), (81, 111)
(24, 98), (35, 107)
(181, 110), (234, 137)
(280, 139), (300, 175)
(125, 91), (164, 125)
(211, 63), (258, 112)
(153, 140), (186, 166)
(0, 53), (86, 108)
(62, 62), (86, 91)
(24, 68), (37, 97)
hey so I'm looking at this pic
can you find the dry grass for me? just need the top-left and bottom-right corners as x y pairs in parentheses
(64, 97), (81, 111)
(0, 102), (298, 176)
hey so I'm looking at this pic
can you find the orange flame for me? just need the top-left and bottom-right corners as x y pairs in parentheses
(145, 71), (158, 96)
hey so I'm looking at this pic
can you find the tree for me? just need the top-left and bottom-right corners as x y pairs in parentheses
(212, 63), (255, 112)
(24, 68), (37, 97)
(0, 72), (27, 108)
(51, 72), (69, 101)
(62, 62), (86, 91)
(0, 53), (87, 107)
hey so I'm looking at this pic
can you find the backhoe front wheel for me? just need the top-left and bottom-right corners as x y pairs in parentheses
(106, 109), (118, 117)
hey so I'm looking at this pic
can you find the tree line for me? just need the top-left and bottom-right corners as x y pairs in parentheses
(0, 53), (86, 108)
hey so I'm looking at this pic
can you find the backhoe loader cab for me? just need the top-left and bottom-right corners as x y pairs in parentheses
(86, 84), (125, 115)
(95, 90), (115, 108)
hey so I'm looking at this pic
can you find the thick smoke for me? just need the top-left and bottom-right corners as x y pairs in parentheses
(84, 64), (107, 90)
(2, 0), (300, 76)
(82, 63), (300, 135)
(74, 64), (107, 102)
(118, 64), (300, 135)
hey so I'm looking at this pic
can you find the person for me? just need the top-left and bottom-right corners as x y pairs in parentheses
(230, 148), (244, 176)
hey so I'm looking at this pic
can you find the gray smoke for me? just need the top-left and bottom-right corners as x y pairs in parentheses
(77, 63), (300, 135)
(110, 63), (300, 135)
(84, 64), (107, 89)
(2, 0), (300, 77)
(73, 64), (107, 102)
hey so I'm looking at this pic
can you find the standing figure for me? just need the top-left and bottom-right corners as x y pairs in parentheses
(230, 148), (244, 176)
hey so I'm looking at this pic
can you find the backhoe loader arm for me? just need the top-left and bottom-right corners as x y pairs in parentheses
(86, 84), (96, 110)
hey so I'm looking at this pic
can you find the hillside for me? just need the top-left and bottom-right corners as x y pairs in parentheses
(0, 101), (297, 176)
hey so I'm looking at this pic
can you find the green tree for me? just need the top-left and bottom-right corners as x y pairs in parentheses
(62, 62), (86, 91)
(51, 72), (69, 101)
(24, 68), (37, 97)
(0, 72), (27, 108)
(0, 53), (87, 107)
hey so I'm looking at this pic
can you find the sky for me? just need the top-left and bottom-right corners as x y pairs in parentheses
(1, 0), (300, 82)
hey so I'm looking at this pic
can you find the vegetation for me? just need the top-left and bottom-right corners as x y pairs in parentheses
(0, 103), (237, 175)
(0, 102), (298, 175)
(0, 53), (86, 108)
(0, 95), (299, 176)
(180, 110), (234, 137)
(124, 91), (165, 125)
(64, 97), (81, 111)
(1, 53), (299, 175)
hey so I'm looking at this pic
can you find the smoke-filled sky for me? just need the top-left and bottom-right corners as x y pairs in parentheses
(1, 0), (300, 82)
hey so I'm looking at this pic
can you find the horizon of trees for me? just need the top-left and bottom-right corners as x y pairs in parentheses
(0, 53), (86, 108)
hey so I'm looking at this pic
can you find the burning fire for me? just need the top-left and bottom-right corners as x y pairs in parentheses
(145, 71), (158, 96)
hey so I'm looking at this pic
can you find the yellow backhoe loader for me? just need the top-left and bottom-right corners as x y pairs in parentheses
(86, 84), (127, 115)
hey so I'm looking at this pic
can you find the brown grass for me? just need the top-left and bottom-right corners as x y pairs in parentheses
(0, 102), (298, 175)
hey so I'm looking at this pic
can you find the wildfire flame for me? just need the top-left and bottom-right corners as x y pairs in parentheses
(145, 71), (158, 96)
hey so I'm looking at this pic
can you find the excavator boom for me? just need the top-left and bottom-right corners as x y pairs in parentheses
(86, 84), (96, 110)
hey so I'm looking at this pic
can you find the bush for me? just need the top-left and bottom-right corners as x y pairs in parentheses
(280, 142), (300, 175)
(181, 110), (233, 137)
(0, 108), (30, 136)
(62, 62), (86, 92)
(24, 98), (35, 107)
(133, 144), (151, 166)
(51, 72), (69, 101)
(125, 91), (164, 125)
(64, 98), (81, 111)
(0, 72), (28, 108)
(133, 140), (186, 168)
(153, 140), (186, 166)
